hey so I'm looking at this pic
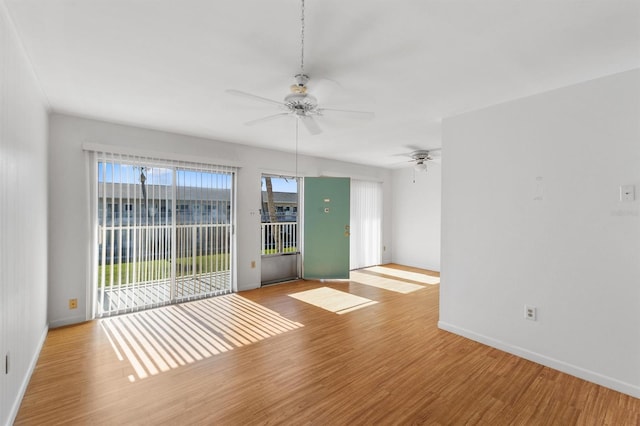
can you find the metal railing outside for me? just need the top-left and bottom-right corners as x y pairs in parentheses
(97, 223), (232, 316)
(261, 222), (298, 255)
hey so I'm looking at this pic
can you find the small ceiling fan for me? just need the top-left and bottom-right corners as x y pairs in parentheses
(408, 149), (441, 172)
(226, 0), (374, 135)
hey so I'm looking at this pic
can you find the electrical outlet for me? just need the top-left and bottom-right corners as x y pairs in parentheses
(524, 305), (537, 321)
(251, 260), (256, 269)
(69, 298), (78, 309)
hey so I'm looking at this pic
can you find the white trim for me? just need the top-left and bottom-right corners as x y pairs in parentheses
(7, 324), (48, 426)
(49, 316), (86, 329)
(231, 173), (238, 292)
(82, 142), (242, 169)
(320, 170), (383, 182)
(86, 151), (97, 321)
(438, 321), (640, 399)
(260, 168), (310, 178)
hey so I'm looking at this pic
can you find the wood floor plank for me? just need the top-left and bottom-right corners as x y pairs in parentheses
(15, 264), (640, 425)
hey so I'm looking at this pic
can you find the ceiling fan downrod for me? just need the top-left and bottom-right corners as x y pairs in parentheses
(291, 0), (309, 95)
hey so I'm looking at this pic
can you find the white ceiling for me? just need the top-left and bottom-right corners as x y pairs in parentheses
(5, 0), (640, 168)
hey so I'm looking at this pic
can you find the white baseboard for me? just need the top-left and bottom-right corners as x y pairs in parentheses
(236, 282), (260, 292)
(438, 321), (640, 399)
(49, 315), (86, 329)
(7, 324), (49, 426)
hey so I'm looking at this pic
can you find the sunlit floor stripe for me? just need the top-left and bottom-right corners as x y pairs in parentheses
(100, 294), (304, 381)
(206, 298), (274, 340)
(160, 307), (224, 355)
(349, 270), (425, 294)
(183, 301), (255, 346)
(363, 266), (440, 285)
(142, 310), (194, 365)
(120, 315), (171, 373)
(186, 303), (260, 346)
(100, 321), (124, 362)
(102, 319), (149, 379)
(336, 300), (379, 315)
(288, 287), (378, 314)
(110, 317), (160, 376)
(199, 298), (267, 341)
(167, 305), (232, 353)
(147, 309), (205, 362)
(152, 308), (211, 359)
(229, 295), (302, 330)
(128, 314), (180, 370)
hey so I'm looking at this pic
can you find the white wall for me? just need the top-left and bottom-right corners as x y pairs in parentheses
(391, 166), (441, 271)
(0, 2), (49, 424)
(440, 69), (640, 398)
(48, 113), (392, 327)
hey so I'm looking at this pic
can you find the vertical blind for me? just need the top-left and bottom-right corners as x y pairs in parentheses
(350, 180), (383, 270)
(94, 151), (235, 317)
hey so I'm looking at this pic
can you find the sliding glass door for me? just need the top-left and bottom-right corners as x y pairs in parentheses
(94, 153), (235, 317)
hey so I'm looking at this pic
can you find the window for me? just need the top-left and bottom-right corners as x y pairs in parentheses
(93, 152), (236, 317)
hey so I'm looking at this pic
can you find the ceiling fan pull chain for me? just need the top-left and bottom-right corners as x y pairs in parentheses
(295, 119), (299, 180)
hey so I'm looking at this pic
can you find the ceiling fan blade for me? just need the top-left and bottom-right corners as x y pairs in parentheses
(318, 108), (375, 120)
(226, 89), (286, 107)
(244, 113), (290, 127)
(300, 116), (322, 135)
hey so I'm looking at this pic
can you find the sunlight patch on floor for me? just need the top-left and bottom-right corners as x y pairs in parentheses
(365, 266), (440, 285)
(100, 294), (303, 381)
(349, 270), (425, 293)
(288, 287), (378, 314)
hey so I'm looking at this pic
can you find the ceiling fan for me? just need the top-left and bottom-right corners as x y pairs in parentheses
(226, 0), (374, 135)
(408, 149), (441, 172)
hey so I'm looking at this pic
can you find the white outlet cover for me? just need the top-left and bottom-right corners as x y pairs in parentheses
(524, 305), (537, 321)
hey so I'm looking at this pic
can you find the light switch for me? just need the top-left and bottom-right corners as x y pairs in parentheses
(620, 185), (635, 202)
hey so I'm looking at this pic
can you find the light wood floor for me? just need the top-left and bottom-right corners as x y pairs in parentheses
(16, 264), (640, 425)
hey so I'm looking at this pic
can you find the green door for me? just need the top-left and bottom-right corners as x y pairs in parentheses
(303, 177), (350, 279)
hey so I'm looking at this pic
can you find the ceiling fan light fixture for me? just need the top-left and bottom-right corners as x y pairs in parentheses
(290, 84), (307, 94)
(414, 162), (427, 172)
(284, 93), (318, 115)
